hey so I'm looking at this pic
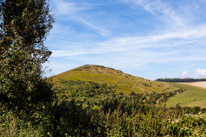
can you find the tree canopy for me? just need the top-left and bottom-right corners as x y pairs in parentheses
(0, 0), (54, 113)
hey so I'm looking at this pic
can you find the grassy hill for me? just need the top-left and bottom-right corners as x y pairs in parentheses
(53, 64), (177, 94)
(166, 83), (206, 108)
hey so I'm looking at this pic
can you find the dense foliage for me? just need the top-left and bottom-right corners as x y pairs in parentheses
(40, 79), (205, 136)
(0, 0), (54, 114)
(1, 79), (206, 136)
(56, 79), (183, 107)
(156, 78), (206, 82)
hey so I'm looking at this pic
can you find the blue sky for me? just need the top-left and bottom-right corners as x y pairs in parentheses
(44, 0), (206, 79)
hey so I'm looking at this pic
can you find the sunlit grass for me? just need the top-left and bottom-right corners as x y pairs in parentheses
(53, 65), (177, 94)
(166, 83), (206, 108)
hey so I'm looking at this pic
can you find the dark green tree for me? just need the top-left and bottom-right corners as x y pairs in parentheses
(0, 0), (54, 114)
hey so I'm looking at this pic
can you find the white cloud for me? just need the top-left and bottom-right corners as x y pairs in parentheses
(181, 71), (189, 78)
(179, 69), (206, 79)
(196, 68), (206, 77)
(53, 0), (78, 15)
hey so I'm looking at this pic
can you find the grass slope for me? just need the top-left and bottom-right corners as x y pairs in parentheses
(166, 83), (206, 108)
(53, 65), (177, 94)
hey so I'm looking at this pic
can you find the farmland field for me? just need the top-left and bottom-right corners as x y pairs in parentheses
(165, 83), (206, 108)
(179, 81), (206, 89)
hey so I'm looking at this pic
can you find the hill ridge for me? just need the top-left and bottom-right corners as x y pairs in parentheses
(53, 64), (177, 94)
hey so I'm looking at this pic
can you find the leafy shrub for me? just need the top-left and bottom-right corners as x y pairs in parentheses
(166, 113), (206, 136)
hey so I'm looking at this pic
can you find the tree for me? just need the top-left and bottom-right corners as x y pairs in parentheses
(0, 0), (54, 114)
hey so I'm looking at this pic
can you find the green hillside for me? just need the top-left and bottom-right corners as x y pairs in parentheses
(166, 83), (206, 108)
(53, 64), (177, 94)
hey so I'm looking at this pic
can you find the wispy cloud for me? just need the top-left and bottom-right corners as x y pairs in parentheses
(52, 23), (206, 58)
(51, 0), (110, 36)
(123, 0), (187, 27)
(76, 17), (110, 36)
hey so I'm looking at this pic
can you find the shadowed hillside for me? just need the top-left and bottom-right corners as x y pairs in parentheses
(53, 64), (177, 94)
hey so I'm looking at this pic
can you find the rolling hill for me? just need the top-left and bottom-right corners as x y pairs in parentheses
(53, 64), (178, 94)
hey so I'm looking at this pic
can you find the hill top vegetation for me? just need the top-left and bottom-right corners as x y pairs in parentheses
(53, 64), (178, 94)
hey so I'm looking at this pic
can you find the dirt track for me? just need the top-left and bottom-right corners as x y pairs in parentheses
(179, 81), (206, 89)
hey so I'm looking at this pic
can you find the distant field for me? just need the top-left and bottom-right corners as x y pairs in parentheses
(165, 83), (206, 108)
(179, 81), (206, 89)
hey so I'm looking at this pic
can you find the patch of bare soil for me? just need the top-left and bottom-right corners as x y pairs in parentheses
(179, 81), (206, 89)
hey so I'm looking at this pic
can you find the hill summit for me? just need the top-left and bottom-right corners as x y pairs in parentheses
(53, 64), (177, 94)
